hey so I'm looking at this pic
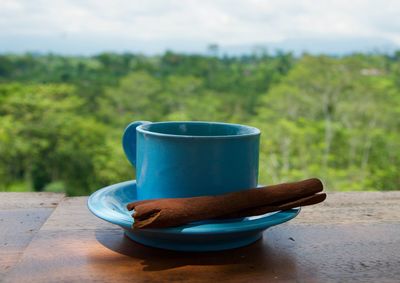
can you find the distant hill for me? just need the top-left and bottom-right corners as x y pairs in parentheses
(0, 35), (398, 56)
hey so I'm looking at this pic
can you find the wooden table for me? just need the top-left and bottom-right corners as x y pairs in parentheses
(1, 191), (400, 283)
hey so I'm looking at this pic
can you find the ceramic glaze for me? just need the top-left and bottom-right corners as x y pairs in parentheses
(122, 121), (261, 200)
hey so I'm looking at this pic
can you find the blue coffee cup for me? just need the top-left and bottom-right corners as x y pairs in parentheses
(122, 121), (260, 200)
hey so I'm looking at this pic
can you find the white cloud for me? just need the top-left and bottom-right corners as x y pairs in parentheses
(0, 0), (399, 51)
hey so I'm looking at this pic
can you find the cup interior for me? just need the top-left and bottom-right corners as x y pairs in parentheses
(140, 122), (259, 137)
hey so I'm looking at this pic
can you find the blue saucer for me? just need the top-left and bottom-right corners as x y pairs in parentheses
(87, 181), (300, 251)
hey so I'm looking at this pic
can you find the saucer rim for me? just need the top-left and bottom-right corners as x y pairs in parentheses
(87, 180), (300, 235)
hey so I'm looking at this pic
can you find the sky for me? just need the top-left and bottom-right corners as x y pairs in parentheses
(1, 0), (400, 55)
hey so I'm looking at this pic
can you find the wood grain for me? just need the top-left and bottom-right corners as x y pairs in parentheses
(4, 224), (400, 283)
(291, 191), (400, 224)
(0, 192), (64, 209)
(39, 197), (114, 231)
(0, 193), (64, 281)
(2, 191), (400, 283)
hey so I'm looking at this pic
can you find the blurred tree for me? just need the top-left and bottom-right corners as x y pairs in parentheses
(99, 71), (165, 125)
(0, 83), (131, 195)
(255, 55), (400, 190)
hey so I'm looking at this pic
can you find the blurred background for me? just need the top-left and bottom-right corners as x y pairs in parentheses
(0, 0), (399, 195)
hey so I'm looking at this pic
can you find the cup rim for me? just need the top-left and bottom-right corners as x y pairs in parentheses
(137, 121), (260, 139)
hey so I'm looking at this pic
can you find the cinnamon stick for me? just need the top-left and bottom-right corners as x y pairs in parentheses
(220, 193), (326, 218)
(127, 178), (324, 229)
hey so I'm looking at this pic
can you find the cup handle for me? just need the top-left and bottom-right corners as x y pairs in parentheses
(122, 121), (151, 167)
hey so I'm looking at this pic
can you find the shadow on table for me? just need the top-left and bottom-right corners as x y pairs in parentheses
(95, 228), (297, 274)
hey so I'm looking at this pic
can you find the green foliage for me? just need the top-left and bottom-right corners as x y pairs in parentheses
(0, 82), (131, 195)
(255, 55), (400, 190)
(0, 51), (398, 194)
(99, 71), (165, 124)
